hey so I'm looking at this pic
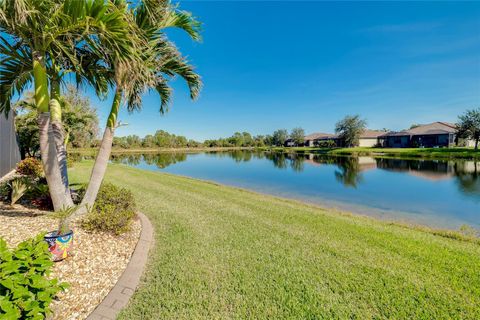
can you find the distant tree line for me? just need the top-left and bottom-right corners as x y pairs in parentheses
(112, 129), (309, 149)
(113, 130), (201, 149)
(203, 128), (307, 148)
(204, 132), (265, 147)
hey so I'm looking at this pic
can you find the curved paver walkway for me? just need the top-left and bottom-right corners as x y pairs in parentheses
(87, 212), (154, 320)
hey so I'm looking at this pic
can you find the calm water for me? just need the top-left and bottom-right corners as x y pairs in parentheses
(110, 151), (480, 230)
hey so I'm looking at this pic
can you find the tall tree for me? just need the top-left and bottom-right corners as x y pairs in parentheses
(290, 127), (305, 146)
(14, 88), (99, 156)
(61, 86), (99, 148)
(0, 0), (135, 210)
(457, 108), (480, 150)
(80, 1), (202, 211)
(335, 115), (367, 147)
(272, 129), (288, 146)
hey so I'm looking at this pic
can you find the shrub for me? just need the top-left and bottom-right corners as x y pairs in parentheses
(315, 140), (337, 148)
(0, 182), (10, 201)
(16, 158), (43, 177)
(27, 182), (53, 210)
(67, 153), (83, 168)
(81, 183), (136, 235)
(9, 178), (30, 205)
(51, 205), (78, 235)
(0, 234), (68, 319)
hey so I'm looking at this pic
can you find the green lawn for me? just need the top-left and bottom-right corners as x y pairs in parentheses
(70, 162), (480, 319)
(262, 146), (480, 159)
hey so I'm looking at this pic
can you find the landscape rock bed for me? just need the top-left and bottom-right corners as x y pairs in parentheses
(0, 204), (141, 320)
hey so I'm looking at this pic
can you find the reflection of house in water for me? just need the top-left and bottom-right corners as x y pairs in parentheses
(305, 155), (377, 172)
(458, 161), (479, 174)
(357, 156), (377, 171)
(307, 155), (480, 196)
(375, 158), (480, 181)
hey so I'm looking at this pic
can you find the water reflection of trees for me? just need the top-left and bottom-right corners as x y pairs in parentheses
(454, 161), (480, 197)
(111, 153), (187, 169)
(264, 152), (288, 169)
(111, 153), (142, 166)
(263, 152), (305, 171)
(110, 151), (480, 198)
(289, 154), (305, 172)
(333, 157), (363, 188)
(206, 150), (260, 162)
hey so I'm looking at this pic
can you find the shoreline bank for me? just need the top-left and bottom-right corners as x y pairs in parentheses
(70, 146), (480, 160)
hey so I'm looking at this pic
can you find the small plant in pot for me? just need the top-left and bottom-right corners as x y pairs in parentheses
(44, 205), (77, 262)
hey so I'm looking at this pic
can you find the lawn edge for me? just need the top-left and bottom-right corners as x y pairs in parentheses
(86, 212), (154, 320)
(106, 162), (480, 245)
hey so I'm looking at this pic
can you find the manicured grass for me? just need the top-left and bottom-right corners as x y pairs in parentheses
(262, 146), (480, 159)
(69, 162), (480, 319)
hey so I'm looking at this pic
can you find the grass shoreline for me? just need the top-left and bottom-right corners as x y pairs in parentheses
(258, 146), (480, 159)
(70, 162), (480, 319)
(71, 146), (480, 159)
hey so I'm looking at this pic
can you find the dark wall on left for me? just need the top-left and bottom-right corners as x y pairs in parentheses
(0, 111), (21, 178)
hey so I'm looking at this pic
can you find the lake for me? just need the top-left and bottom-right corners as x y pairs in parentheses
(109, 151), (479, 230)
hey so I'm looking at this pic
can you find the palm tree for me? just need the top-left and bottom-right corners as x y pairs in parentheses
(0, 0), (135, 210)
(80, 1), (202, 210)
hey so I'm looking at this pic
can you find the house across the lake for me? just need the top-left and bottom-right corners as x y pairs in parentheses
(304, 132), (339, 147)
(291, 121), (473, 149)
(303, 130), (385, 147)
(380, 122), (460, 148)
(357, 130), (386, 147)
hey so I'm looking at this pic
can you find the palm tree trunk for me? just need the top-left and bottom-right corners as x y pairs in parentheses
(79, 88), (122, 213)
(37, 113), (73, 209)
(33, 55), (72, 210)
(49, 79), (70, 191)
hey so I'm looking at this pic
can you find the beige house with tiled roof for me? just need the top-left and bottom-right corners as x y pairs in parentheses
(358, 130), (386, 147)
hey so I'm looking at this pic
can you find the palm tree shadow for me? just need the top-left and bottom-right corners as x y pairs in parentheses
(0, 203), (47, 218)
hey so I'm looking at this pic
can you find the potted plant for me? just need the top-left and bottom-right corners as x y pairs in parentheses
(44, 205), (77, 261)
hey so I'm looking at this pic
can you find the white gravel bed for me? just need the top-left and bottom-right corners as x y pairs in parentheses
(0, 204), (141, 320)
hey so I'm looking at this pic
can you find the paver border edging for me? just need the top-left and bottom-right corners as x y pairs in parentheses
(87, 212), (154, 320)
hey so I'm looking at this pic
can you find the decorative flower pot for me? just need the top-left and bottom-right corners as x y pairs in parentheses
(44, 230), (74, 261)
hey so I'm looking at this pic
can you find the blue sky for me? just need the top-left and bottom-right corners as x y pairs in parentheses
(88, 1), (480, 140)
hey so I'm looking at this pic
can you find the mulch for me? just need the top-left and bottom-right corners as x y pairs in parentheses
(0, 203), (141, 320)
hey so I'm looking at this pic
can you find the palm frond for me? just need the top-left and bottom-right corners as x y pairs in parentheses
(154, 79), (172, 114)
(0, 36), (33, 115)
(154, 39), (202, 100)
(159, 7), (201, 41)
